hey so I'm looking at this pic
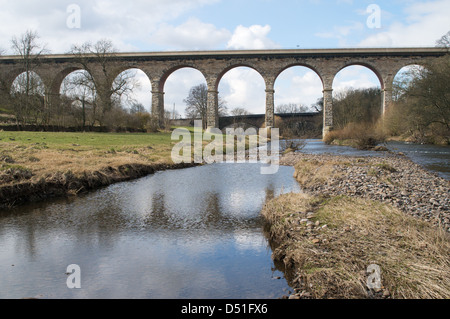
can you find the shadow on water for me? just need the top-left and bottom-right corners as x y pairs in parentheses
(0, 163), (301, 299)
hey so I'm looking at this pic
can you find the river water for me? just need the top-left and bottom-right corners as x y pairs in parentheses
(0, 163), (300, 299)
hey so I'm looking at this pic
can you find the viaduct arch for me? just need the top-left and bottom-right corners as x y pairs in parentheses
(0, 48), (446, 137)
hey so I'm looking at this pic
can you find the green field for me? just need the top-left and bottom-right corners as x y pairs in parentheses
(0, 131), (174, 151)
(0, 131), (183, 184)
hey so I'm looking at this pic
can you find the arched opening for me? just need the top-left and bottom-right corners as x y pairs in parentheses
(384, 64), (442, 141)
(59, 69), (98, 128)
(332, 65), (382, 130)
(392, 64), (425, 102)
(10, 71), (46, 126)
(274, 66), (323, 137)
(218, 66), (265, 129)
(163, 67), (208, 128)
(108, 69), (152, 130)
(10, 71), (45, 96)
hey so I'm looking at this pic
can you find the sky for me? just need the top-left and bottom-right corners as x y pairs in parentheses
(1, 0), (449, 116)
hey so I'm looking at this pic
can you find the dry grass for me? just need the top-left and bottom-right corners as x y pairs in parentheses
(293, 158), (347, 188)
(324, 122), (386, 150)
(262, 194), (450, 299)
(0, 131), (186, 206)
(0, 143), (174, 185)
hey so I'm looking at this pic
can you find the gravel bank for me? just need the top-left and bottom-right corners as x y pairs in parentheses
(281, 152), (450, 232)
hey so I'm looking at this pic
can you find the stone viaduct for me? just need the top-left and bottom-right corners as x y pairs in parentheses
(0, 48), (447, 137)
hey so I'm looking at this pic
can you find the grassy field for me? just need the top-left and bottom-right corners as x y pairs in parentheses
(0, 128), (261, 185)
(0, 130), (200, 207)
(0, 131), (174, 151)
(0, 131), (178, 183)
(0, 129), (266, 206)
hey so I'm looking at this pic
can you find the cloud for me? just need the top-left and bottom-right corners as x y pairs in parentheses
(227, 25), (280, 50)
(275, 68), (323, 108)
(219, 67), (266, 114)
(333, 65), (381, 93)
(163, 68), (207, 116)
(150, 18), (231, 50)
(358, 0), (450, 47)
(0, 0), (221, 53)
(315, 21), (365, 46)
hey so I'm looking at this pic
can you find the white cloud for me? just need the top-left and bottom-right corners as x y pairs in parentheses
(227, 25), (280, 50)
(0, 0), (221, 53)
(358, 0), (450, 47)
(219, 68), (266, 114)
(275, 69), (323, 108)
(315, 21), (365, 46)
(164, 68), (207, 116)
(333, 65), (381, 94)
(150, 18), (231, 50)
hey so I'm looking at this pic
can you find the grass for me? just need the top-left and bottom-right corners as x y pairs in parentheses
(0, 128), (267, 186)
(293, 158), (347, 188)
(262, 193), (450, 299)
(0, 131), (174, 150)
(324, 122), (386, 150)
(0, 131), (177, 184)
(0, 128), (271, 206)
(292, 156), (404, 189)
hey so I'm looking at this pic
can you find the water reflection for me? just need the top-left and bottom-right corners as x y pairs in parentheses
(0, 163), (300, 299)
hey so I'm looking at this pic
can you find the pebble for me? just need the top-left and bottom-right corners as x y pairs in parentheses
(281, 153), (450, 232)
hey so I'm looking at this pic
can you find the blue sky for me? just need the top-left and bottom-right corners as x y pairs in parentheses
(1, 0), (449, 115)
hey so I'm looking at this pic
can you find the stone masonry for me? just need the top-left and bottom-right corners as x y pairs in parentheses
(0, 48), (447, 138)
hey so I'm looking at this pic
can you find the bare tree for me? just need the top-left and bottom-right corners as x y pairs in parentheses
(436, 31), (450, 49)
(184, 83), (227, 129)
(230, 107), (251, 116)
(276, 103), (309, 114)
(68, 39), (138, 127)
(10, 30), (49, 126)
(61, 70), (97, 128)
(312, 97), (323, 113)
(332, 88), (381, 129)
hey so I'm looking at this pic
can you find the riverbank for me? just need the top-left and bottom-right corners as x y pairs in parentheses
(0, 162), (198, 208)
(262, 152), (450, 299)
(0, 131), (198, 208)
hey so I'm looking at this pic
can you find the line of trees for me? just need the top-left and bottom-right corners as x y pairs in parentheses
(325, 31), (449, 146)
(1, 31), (155, 131)
(383, 31), (449, 144)
(333, 87), (382, 129)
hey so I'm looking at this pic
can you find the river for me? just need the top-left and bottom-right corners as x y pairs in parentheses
(0, 163), (300, 299)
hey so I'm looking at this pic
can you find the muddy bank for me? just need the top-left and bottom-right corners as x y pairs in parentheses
(0, 162), (198, 209)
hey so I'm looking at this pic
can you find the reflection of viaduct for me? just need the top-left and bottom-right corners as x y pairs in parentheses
(0, 48), (447, 137)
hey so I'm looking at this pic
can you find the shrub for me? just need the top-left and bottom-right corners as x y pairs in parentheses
(324, 122), (386, 150)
